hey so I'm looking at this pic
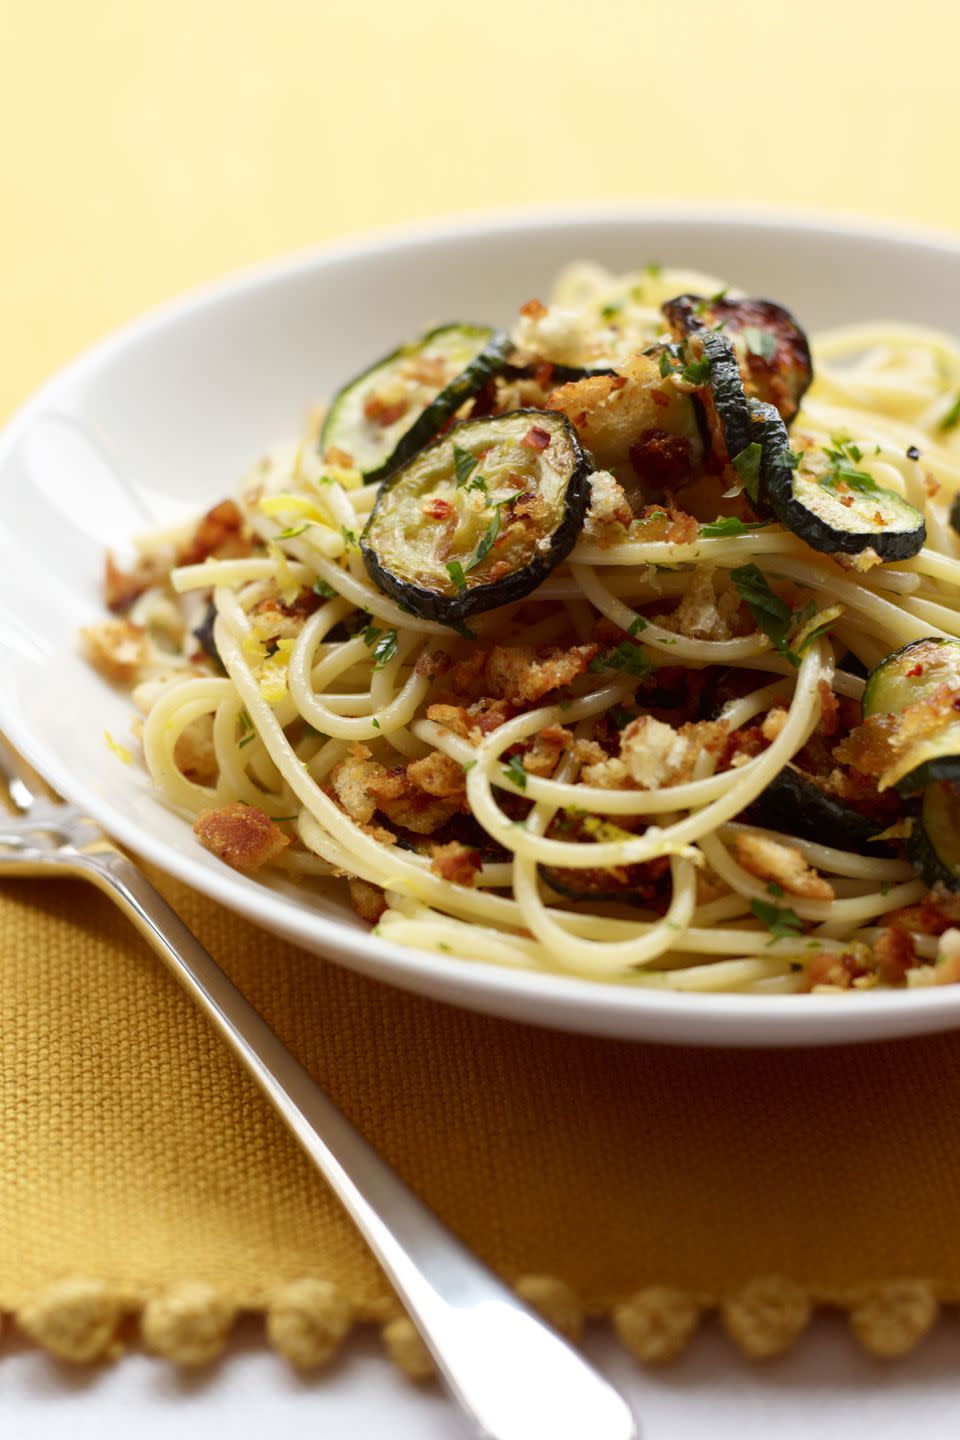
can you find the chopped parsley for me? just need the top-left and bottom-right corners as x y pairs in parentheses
(696, 288), (728, 314)
(589, 640), (655, 677)
(468, 505), (502, 572)
(699, 514), (767, 538)
(628, 616), (647, 635)
(742, 326), (777, 362)
(730, 564), (802, 665)
(940, 395), (960, 432)
(816, 436), (880, 495)
(362, 625), (398, 669)
(658, 349), (674, 378)
(502, 753), (528, 790)
(340, 525), (358, 550)
(600, 301), (622, 321)
(731, 442), (763, 503)
(766, 882), (785, 899)
(443, 616), (476, 641)
(453, 444), (479, 488)
(275, 521), (313, 540)
(462, 759), (477, 773)
(237, 710), (256, 749)
(680, 355), (711, 386)
(312, 578), (338, 598)
(750, 898), (804, 943)
(644, 260), (662, 278)
(446, 560), (467, 591)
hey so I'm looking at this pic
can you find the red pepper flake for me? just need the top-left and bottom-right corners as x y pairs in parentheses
(520, 299), (547, 320)
(363, 394), (409, 428)
(521, 426), (551, 452)
(651, 388), (670, 409)
(906, 663), (925, 678)
(423, 497), (453, 520)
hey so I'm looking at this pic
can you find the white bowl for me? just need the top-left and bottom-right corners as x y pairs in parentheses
(2, 205), (959, 1047)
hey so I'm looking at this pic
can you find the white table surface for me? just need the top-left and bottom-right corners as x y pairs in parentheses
(3, 1311), (960, 1440)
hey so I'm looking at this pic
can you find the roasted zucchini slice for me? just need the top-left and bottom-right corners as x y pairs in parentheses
(863, 637), (960, 716)
(512, 296), (665, 377)
(750, 400), (926, 560)
(950, 490), (960, 538)
(540, 813), (669, 904)
(862, 638), (960, 792)
(360, 410), (592, 624)
(662, 293), (813, 424)
(909, 782), (960, 891)
(320, 324), (512, 483)
(683, 329), (755, 474)
(742, 763), (893, 856)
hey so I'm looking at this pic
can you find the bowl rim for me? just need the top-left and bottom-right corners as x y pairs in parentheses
(3, 200), (960, 1046)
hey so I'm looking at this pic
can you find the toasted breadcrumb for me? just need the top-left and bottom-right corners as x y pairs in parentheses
(175, 715), (218, 786)
(81, 619), (149, 685)
(481, 644), (597, 705)
(347, 876), (387, 923)
(522, 725), (573, 777)
(583, 470), (633, 547)
(429, 841), (481, 887)
(406, 751), (467, 801)
(104, 552), (166, 612)
(194, 803), (289, 872)
(735, 833), (835, 901)
(761, 708), (788, 742)
(176, 500), (252, 566)
(653, 564), (739, 642)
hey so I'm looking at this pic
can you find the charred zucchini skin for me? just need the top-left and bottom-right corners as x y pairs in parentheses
(950, 491), (960, 538)
(909, 783), (960, 891)
(750, 399), (926, 560)
(662, 293), (813, 424)
(539, 866), (654, 906)
(690, 330), (754, 468)
(321, 325), (512, 484)
(360, 409), (592, 626)
(742, 763), (893, 856)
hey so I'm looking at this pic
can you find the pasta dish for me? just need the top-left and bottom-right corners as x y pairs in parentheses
(83, 262), (960, 995)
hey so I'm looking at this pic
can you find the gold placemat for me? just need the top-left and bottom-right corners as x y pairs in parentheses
(1, 865), (958, 1371)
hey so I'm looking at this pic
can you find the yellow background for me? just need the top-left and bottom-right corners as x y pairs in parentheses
(1, 0), (957, 421)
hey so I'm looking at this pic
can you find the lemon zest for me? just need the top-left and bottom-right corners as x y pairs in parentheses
(104, 731), (132, 766)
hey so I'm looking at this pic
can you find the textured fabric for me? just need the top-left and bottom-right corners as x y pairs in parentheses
(3, 862), (960, 1340)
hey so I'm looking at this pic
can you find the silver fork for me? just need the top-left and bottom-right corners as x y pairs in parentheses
(0, 735), (636, 1440)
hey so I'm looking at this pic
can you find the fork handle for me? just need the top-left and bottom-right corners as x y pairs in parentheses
(77, 848), (635, 1440)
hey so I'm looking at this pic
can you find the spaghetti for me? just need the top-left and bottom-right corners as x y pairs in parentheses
(87, 262), (960, 994)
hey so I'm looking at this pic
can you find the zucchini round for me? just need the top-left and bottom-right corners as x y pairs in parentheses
(540, 863), (660, 906)
(742, 763), (893, 856)
(909, 782), (960, 891)
(685, 330), (754, 471)
(863, 637), (960, 716)
(862, 638), (960, 792)
(750, 399), (926, 560)
(662, 293), (813, 424)
(320, 324), (512, 484)
(950, 491), (960, 538)
(360, 409), (592, 625)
